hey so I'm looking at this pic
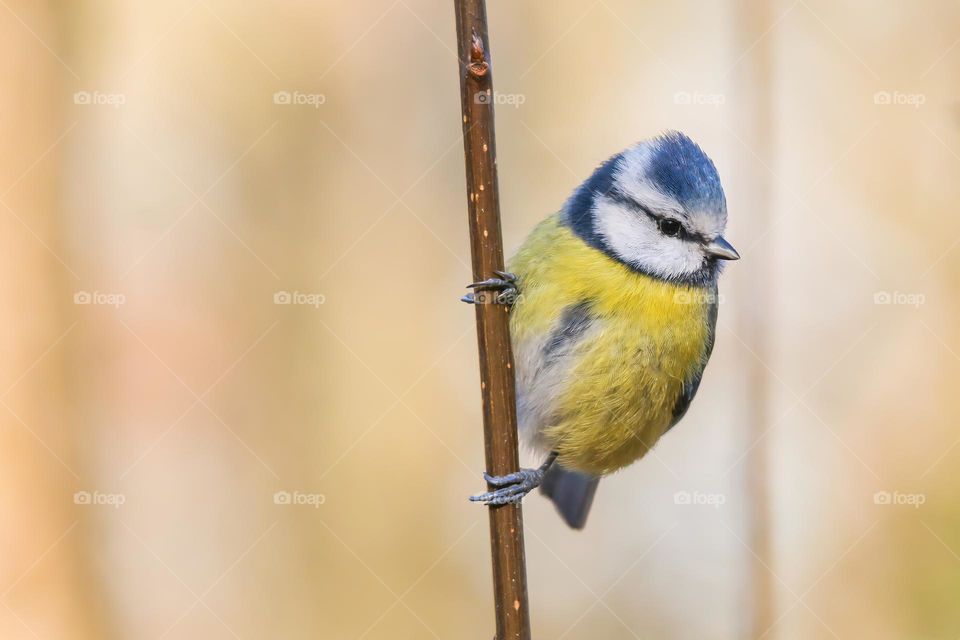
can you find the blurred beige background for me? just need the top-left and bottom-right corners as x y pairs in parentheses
(1, 1), (958, 638)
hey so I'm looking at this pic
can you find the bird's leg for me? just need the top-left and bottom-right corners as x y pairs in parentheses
(470, 451), (558, 506)
(461, 270), (519, 306)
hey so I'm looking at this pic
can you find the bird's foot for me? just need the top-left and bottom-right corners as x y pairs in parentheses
(469, 467), (545, 506)
(461, 271), (519, 305)
(469, 453), (557, 506)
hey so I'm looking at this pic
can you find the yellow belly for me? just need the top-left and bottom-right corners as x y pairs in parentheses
(509, 214), (714, 475)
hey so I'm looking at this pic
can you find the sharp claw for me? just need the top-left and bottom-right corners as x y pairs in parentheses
(483, 471), (524, 485)
(467, 278), (502, 290)
(470, 484), (527, 504)
(471, 467), (544, 505)
(462, 273), (520, 307)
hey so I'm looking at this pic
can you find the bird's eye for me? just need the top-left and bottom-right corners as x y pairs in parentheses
(658, 218), (682, 237)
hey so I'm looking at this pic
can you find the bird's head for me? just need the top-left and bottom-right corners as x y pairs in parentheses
(563, 131), (738, 287)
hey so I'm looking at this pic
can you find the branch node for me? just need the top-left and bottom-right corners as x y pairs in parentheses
(469, 31), (489, 77)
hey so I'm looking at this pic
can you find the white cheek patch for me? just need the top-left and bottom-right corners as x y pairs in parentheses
(593, 198), (705, 279)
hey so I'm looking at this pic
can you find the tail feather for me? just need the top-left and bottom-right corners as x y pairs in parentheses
(539, 465), (600, 529)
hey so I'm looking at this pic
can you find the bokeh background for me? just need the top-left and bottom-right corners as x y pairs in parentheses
(2, 1), (958, 638)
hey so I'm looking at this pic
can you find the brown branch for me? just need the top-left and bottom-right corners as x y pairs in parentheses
(453, 2), (531, 639)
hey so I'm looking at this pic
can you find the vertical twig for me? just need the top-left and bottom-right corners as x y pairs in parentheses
(453, 2), (532, 639)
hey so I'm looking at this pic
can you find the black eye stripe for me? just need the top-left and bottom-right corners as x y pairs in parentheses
(603, 188), (713, 243)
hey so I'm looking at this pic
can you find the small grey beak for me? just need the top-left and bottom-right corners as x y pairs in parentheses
(706, 236), (740, 260)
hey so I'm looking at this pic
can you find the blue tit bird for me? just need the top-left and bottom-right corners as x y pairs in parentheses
(466, 131), (738, 529)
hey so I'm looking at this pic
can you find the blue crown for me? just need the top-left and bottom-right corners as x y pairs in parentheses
(646, 131), (726, 216)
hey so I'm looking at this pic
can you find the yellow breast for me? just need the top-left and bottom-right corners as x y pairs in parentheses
(509, 214), (714, 475)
